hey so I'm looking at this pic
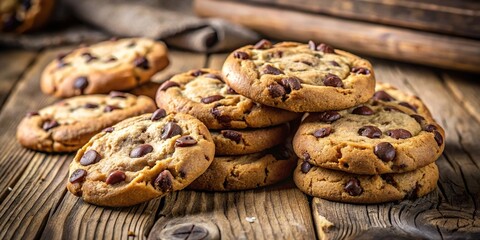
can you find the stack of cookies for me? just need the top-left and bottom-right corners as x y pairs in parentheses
(220, 39), (445, 203)
(155, 69), (300, 191)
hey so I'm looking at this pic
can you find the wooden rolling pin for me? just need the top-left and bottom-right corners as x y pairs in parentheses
(194, 0), (480, 73)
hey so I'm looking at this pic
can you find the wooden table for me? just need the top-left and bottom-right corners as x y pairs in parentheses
(0, 46), (479, 240)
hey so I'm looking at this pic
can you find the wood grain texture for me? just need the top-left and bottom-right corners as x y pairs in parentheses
(228, 0), (480, 38)
(194, 0), (480, 73)
(309, 59), (480, 239)
(0, 50), (37, 108)
(39, 50), (206, 240)
(443, 73), (480, 124)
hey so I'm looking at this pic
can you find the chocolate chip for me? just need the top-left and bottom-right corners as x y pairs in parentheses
(22, 0), (32, 10)
(373, 90), (395, 102)
(104, 105), (121, 112)
(424, 124), (437, 132)
(134, 56), (149, 70)
(301, 161), (312, 173)
(3, 14), (22, 31)
(434, 131), (443, 146)
(191, 69), (206, 77)
(57, 52), (68, 61)
(106, 170), (126, 185)
(233, 51), (249, 60)
(308, 40), (316, 50)
(270, 145), (291, 160)
(84, 103), (98, 109)
(154, 170), (173, 192)
(344, 178), (363, 196)
(317, 43), (335, 54)
(221, 130), (242, 143)
(303, 152), (311, 161)
(57, 61), (70, 68)
(80, 150), (102, 166)
(103, 127), (114, 133)
(351, 67), (370, 75)
(399, 102), (417, 112)
(410, 114), (425, 124)
(161, 122), (182, 139)
(159, 81), (180, 91)
(74, 76), (88, 91)
(226, 87), (236, 94)
(175, 136), (197, 147)
(358, 126), (382, 138)
(374, 142), (396, 162)
(323, 73), (343, 87)
(386, 129), (412, 139)
(253, 39), (272, 49)
(130, 144), (154, 158)
(69, 169), (87, 183)
(105, 56), (117, 62)
(300, 61), (313, 66)
(26, 111), (39, 118)
(151, 109), (167, 121)
(127, 41), (136, 47)
(43, 120), (59, 131)
(203, 73), (222, 80)
(329, 61), (340, 67)
(313, 127), (333, 138)
(109, 91), (127, 98)
(281, 77), (302, 92)
(315, 111), (341, 123)
(201, 95), (224, 104)
(262, 65), (284, 75)
(270, 51), (283, 58)
(382, 174), (397, 186)
(352, 106), (374, 115)
(82, 52), (98, 63)
(211, 107), (231, 124)
(268, 84), (286, 98)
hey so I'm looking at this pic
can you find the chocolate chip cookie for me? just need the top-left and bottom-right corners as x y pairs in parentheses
(294, 162), (439, 204)
(156, 69), (300, 129)
(293, 83), (445, 175)
(67, 111), (215, 207)
(1, 0), (54, 33)
(16, 92), (156, 152)
(212, 124), (289, 155)
(41, 38), (169, 98)
(222, 40), (375, 112)
(188, 145), (296, 191)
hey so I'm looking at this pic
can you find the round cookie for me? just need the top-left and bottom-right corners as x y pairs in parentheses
(294, 162), (439, 204)
(17, 92), (156, 152)
(41, 38), (169, 98)
(67, 111), (215, 207)
(293, 83), (445, 175)
(212, 124), (289, 155)
(1, 0), (54, 33)
(222, 39), (375, 112)
(156, 69), (300, 129)
(188, 145), (296, 191)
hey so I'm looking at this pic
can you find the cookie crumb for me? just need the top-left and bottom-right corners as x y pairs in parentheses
(127, 231), (136, 237)
(245, 217), (256, 223)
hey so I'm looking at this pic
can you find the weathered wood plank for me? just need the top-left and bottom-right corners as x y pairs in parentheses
(0, 50), (38, 109)
(40, 50), (206, 240)
(443, 73), (480, 124)
(147, 53), (316, 240)
(194, 0), (480, 73)
(310, 60), (480, 239)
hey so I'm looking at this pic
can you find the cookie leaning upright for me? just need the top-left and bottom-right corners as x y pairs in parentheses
(41, 38), (169, 98)
(16, 92), (156, 152)
(67, 110), (215, 207)
(156, 69), (300, 129)
(222, 40), (376, 112)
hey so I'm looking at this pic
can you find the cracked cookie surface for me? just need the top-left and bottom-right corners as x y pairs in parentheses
(41, 38), (169, 97)
(222, 40), (375, 112)
(67, 111), (215, 207)
(188, 145), (296, 191)
(16, 92), (156, 152)
(294, 162), (438, 204)
(155, 68), (300, 129)
(293, 83), (445, 175)
(1, 0), (54, 33)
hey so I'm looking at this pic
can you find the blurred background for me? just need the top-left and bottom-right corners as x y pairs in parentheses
(1, 0), (479, 73)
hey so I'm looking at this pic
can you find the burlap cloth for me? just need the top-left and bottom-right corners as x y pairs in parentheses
(0, 0), (259, 52)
